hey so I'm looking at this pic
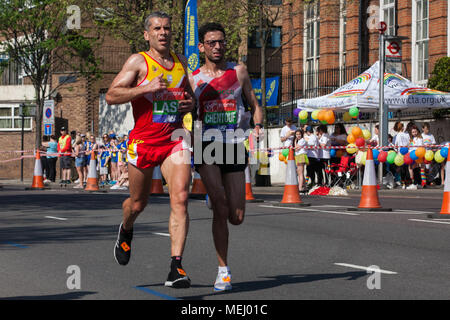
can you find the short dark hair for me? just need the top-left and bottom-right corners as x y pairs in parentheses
(144, 11), (171, 30)
(199, 22), (226, 43)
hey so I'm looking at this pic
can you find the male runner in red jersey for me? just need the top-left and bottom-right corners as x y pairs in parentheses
(190, 22), (263, 291)
(106, 12), (195, 288)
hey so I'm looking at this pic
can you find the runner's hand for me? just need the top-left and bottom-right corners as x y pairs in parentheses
(178, 91), (195, 113)
(143, 73), (167, 94)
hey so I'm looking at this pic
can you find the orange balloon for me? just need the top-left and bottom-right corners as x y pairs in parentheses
(318, 110), (326, 122)
(347, 134), (356, 144)
(351, 126), (363, 138)
(325, 110), (335, 124)
(279, 153), (285, 162)
(415, 157), (423, 164)
(415, 147), (426, 158)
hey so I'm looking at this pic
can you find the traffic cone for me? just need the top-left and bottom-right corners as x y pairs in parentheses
(85, 151), (100, 192)
(150, 165), (165, 195)
(280, 148), (309, 207)
(30, 149), (45, 189)
(348, 148), (391, 212)
(245, 165), (263, 202)
(428, 148), (450, 219)
(190, 170), (206, 199)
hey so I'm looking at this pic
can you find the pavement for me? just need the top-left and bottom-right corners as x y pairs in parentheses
(1, 178), (450, 303)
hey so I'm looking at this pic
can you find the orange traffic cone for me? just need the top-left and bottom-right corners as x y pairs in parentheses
(30, 149), (45, 189)
(150, 165), (165, 195)
(428, 147), (450, 219)
(348, 148), (391, 211)
(190, 170), (207, 199)
(280, 148), (309, 207)
(85, 151), (100, 192)
(245, 165), (263, 202)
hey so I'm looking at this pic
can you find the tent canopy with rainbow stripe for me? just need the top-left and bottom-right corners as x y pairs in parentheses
(295, 61), (450, 112)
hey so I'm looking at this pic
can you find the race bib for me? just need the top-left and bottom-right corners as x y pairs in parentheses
(152, 88), (184, 123)
(202, 99), (237, 126)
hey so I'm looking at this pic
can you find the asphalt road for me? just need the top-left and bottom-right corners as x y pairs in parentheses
(1, 184), (449, 301)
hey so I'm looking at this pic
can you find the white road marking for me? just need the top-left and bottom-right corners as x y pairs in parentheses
(45, 216), (68, 221)
(409, 219), (450, 225)
(259, 205), (360, 216)
(152, 232), (170, 237)
(334, 263), (398, 275)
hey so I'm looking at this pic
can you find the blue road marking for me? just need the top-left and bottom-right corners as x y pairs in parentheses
(4, 241), (28, 248)
(134, 286), (179, 300)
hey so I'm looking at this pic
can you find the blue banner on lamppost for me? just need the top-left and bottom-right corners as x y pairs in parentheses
(184, 0), (200, 73)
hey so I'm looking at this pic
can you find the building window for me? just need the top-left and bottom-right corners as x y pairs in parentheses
(380, 0), (396, 36)
(0, 105), (32, 131)
(304, 0), (320, 97)
(248, 27), (282, 48)
(414, 0), (429, 82)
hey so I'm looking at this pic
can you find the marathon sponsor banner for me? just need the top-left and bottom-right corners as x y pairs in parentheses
(184, 0), (200, 73)
(251, 76), (279, 107)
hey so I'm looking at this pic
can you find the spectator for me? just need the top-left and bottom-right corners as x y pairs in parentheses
(317, 125), (331, 186)
(293, 129), (308, 193)
(99, 134), (111, 186)
(80, 134), (88, 184)
(305, 126), (321, 187)
(40, 136), (50, 183)
(280, 118), (297, 148)
(73, 135), (87, 189)
(57, 127), (72, 184)
(394, 122), (411, 188)
(45, 135), (58, 183)
(109, 137), (119, 185)
(421, 123), (436, 146)
(407, 125), (424, 189)
(330, 123), (347, 165)
(369, 124), (379, 147)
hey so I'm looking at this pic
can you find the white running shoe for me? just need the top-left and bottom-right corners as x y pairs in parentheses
(406, 184), (418, 190)
(214, 269), (232, 292)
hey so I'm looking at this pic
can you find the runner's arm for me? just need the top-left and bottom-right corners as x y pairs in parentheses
(236, 64), (263, 135)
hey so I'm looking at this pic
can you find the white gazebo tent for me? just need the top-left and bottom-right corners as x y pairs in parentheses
(296, 61), (450, 112)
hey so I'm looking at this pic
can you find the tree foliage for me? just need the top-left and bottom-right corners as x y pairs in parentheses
(0, 0), (102, 148)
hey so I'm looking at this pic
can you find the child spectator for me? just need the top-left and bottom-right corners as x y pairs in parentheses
(293, 129), (308, 193)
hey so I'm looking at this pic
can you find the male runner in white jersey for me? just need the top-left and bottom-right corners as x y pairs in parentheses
(106, 12), (195, 288)
(189, 22), (263, 291)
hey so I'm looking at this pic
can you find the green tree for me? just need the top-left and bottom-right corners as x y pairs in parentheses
(0, 0), (102, 148)
(428, 57), (450, 118)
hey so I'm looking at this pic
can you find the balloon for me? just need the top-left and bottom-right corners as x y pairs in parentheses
(361, 151), (367, 165)
(378, 151), (388, 162)
(404, 153), (414, 165)
(300, 118), (308, 124)
(293, 108), (300, 118)
(415, 157), (424, 164)
(346, 144), (357, 154)
(311, 110), (319, 120)
(299, 110), (308, 120)
(410, 150), (419, 161)
(424, 150), (434, 161)
(324, 110), (335, 124)
(440, 147), (449, 159)
(351, 126), (363, 138)
(372, 149), (379, 160)
(343, 112), (352, 122)
(355, 137), (365, 148)
(318, 110), (326, 122)
(349, 107), (359, 118)
(282, 148), (289, 158)
(279, 153), (285, 162)
(362, 129), (371, 140)
(347, 134), (356, 144)
(394, 154), (404, 166)
(387, 151), (397, 164)
(415, 147), (426, 158)
(435, 151), (445, 163)
(330, 149), (337, 157)
(284, 159), (288, 164)
(399, 147), (409, 155)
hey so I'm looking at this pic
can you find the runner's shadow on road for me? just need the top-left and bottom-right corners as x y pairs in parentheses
(0, 291), (97, 300)
(179, 271), (366, 300)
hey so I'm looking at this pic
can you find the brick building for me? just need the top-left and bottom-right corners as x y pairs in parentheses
(281, 0), (449, 107)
